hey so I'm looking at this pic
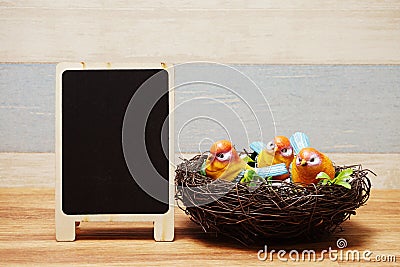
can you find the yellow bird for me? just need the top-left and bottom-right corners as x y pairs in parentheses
(205, 140), (247, 181)
(250, 136), (294, 180)
(291, 147), (335, 185)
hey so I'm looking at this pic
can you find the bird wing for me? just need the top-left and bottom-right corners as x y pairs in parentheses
(257, 149), (274, 167)
(290, 132), (310, 155)
(255, 163), (288, 178)
(234, 163), (288, 182)
(250, 141), (267, 154)
(218, 159), (247, 181)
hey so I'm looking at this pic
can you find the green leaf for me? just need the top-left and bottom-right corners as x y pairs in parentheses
(244, 169), (256, 180)
(199, 160), (207, 176)
(240, 169), (257, 184)
(335, 181), (352, 189)
(316, 172), (331, 180)
(241, 155), (255, 163)
(240, 177), (250, 183)
(321, 179), (329, 186)
(336, 168), (353, 180)
(240, 174), (251, 183)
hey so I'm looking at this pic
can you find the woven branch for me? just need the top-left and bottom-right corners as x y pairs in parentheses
(175, 155), (372, 245)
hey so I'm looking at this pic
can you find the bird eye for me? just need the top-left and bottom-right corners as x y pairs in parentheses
(307, 156), (321, 165)
(281, 147), (293, 157)
(215, 151), (232, 161)
(267, 141), (275, 151)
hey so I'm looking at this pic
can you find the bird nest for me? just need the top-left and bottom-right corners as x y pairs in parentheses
(175, 155), (373, 245)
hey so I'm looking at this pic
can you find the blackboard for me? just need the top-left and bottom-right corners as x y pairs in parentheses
(61, 69), (169, 215)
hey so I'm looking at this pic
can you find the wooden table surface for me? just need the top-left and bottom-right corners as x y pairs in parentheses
(0, 188), (399, 266)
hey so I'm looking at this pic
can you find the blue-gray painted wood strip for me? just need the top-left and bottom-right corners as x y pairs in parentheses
(0, 64), (56, 152)
(174, 64), (400, 154)
(0, 63), (399, 153)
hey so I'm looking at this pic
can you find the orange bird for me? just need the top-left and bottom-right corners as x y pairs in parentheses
(250, 136), (294, 180)
(291, 147), (335, 185)
(205, 140), (247, 181)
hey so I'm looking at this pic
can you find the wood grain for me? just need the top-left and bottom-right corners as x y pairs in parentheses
(0, 187), (398, 266)
(174, 64), (400, 154)
(0, 153), (55, 187)
(2, 0), (400, 9)
(0, 64), (55, 152)
(0, 1), (399, 63)
(1, 64), (399, 153)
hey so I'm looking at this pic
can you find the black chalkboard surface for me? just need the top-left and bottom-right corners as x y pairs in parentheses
(61, 69), (169, 215)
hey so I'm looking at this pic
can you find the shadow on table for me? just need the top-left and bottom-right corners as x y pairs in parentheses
(75, 222), (155, 241)
(186, 220), (373, 252)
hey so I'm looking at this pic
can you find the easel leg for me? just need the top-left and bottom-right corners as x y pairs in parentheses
(154, 211), (174, 242)
(56, 216), (76, 241)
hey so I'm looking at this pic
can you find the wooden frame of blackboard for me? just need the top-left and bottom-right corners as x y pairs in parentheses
(55, 62), (174, 242)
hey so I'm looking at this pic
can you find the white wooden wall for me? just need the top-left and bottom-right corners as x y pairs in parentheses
(0, 0), (399, 64)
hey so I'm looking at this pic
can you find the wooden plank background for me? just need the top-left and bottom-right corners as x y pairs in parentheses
(1, 64), (399, 153)
(0, 1), (399, 188)
(174, 64), (400, 154)
(0, 0), (399, 63)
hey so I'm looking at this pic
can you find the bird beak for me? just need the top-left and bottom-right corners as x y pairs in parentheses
(273, 146), (279, 153)
(300, 159), (307, 166)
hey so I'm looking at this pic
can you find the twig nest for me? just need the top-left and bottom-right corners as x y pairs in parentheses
(175, 155), (372, 245)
